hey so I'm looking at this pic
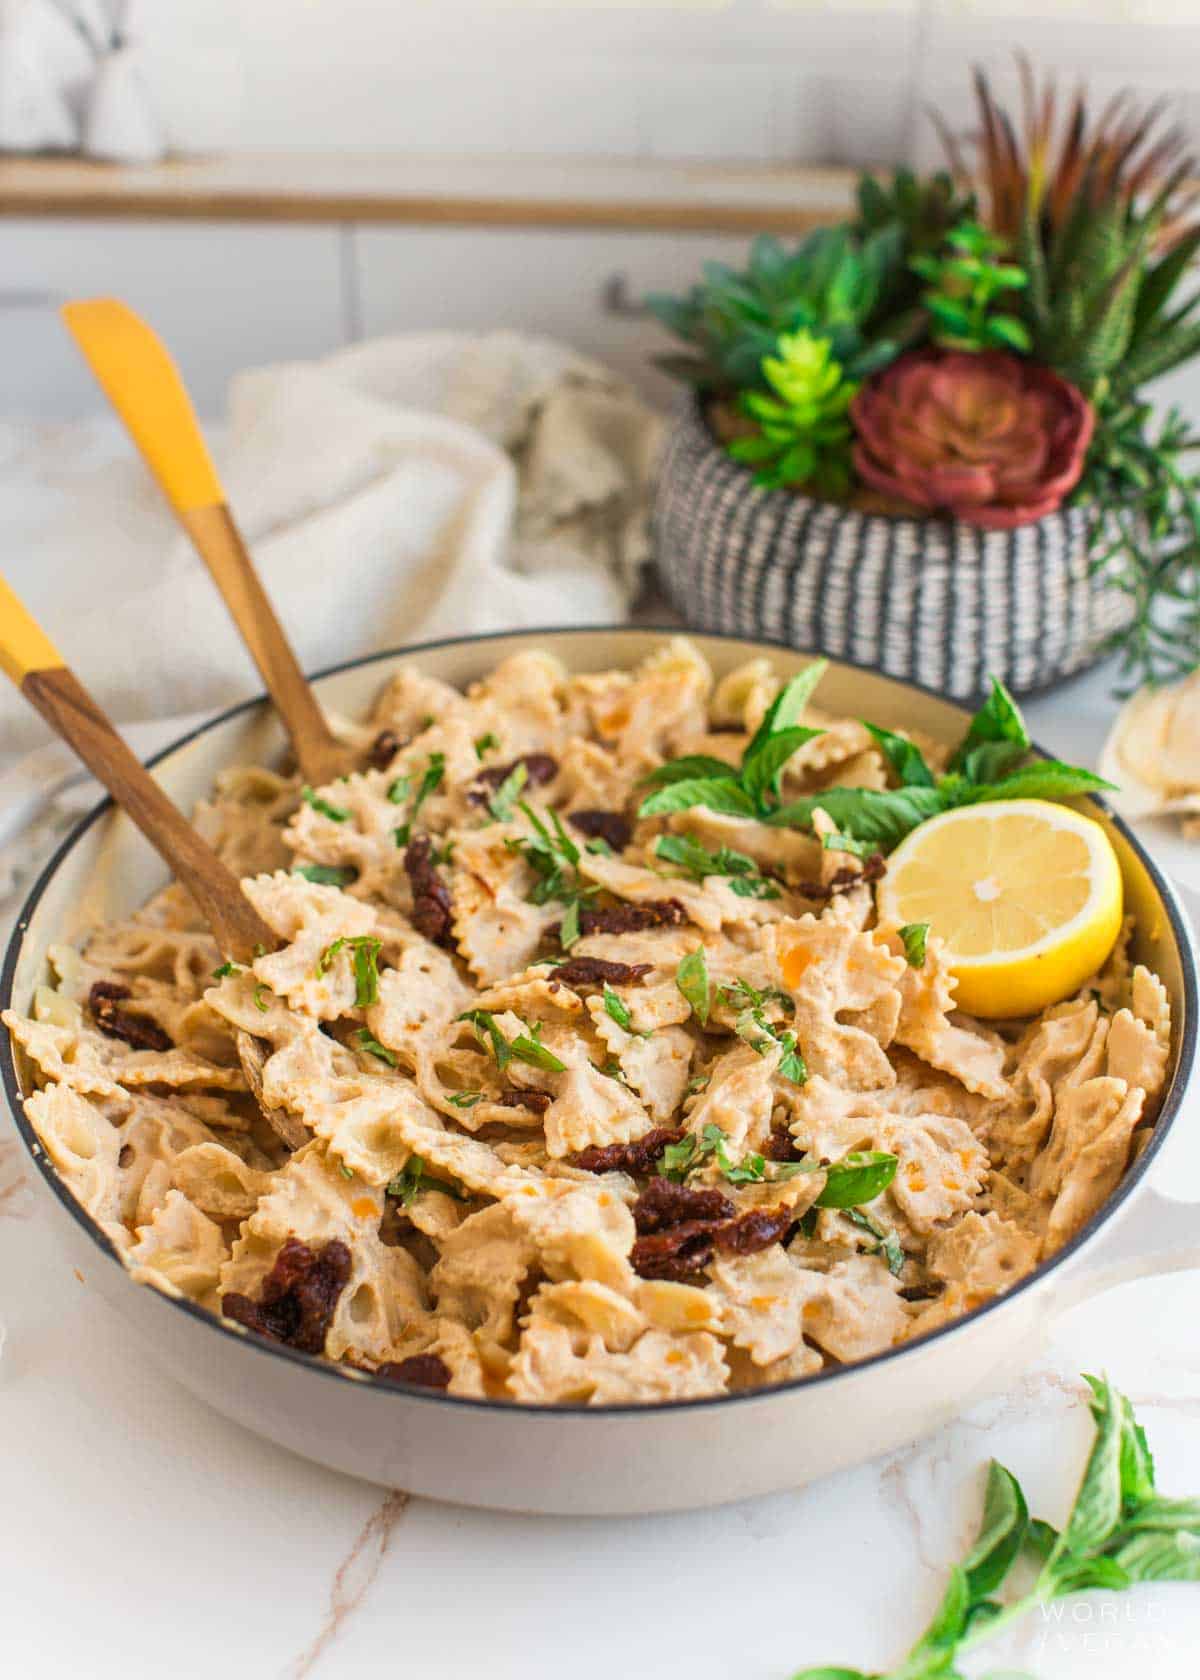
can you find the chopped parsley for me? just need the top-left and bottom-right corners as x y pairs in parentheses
(387, 775), (411, 804)
(474, 732), (499, 759)
(253, 982), (272, 1013)
(821, 828), (873, 858)
(899, 921), (931, 967)
(211, 961), (241, 979)
(315, 934), (383, 1007)
(602, 984), (650, 1038)
(447, 1090), (484, 1110)
(844, 1206), (906, 1276)
(559, 898), (582, 950)
(675, 946), (710, 1025)
(356, 1027), (397, 1066)
(386, 1155), (467, 1206)
(338, 1162), (355, 1180)
(302, 785), (351, 822)
(488, 761), (528, 822)
(293, 863), (359, 888)
(393, 752), (445, 845)
(732, 1003), (807, 1085)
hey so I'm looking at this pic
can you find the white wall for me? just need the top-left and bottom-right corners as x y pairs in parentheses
(139, 1), (1200, 168)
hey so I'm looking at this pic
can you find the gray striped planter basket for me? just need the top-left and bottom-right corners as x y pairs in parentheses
(654, 399), (1134, 701)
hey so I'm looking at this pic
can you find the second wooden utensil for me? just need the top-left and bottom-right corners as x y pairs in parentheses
(61, 297), (346, 788)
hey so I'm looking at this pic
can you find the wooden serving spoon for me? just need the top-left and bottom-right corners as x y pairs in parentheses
(0, 576), (305, 1146)
(60, 297), (346, 789)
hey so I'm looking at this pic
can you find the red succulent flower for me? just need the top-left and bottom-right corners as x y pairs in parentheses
(850, 348), (1094, 529)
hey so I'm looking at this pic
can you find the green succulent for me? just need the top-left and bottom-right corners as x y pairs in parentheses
(645, 225), (914, 395)
(911, 219), (1032, 352)
(727, 329), (858, 495)
(854, 166), (978, 315)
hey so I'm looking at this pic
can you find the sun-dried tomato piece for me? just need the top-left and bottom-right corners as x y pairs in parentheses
(500, 1087), (551, 1115)
(221, 1237), (352, 1355)
(568, 809), (632, 852)
(367, 728), (402, 770)
(714, 1205), (794, 1256)
(88, 980), (173, 1053)
(573, 899), (688, 937)
(571, 1127), (683, 1176)
(631, 1221), (719, 1282)
(375, 1353), (452, 1390)
(794, 852), (886, 901)
(551, 955), (652, 990)
(632, 1177), (735, 1233)
(403, 834), (454, 947)
(763, 1128), (801, 1163)
(469, 753), (559, 803)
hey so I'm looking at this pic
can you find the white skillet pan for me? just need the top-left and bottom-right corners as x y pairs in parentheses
(4, 628), (1199, 1516)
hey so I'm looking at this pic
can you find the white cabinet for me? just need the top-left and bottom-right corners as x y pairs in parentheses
(0, 221), (346, 418)
(354, 226), (755, 405)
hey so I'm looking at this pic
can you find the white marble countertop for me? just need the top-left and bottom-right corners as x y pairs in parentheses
(2, 654), (1200, 1680)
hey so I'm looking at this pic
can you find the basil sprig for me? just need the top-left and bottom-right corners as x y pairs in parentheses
(794, 1375), (1200, 1680)
(387, 1155), (468, 1206)
(654, 833), (780, 899)
(392, 752), (445, 846)
(768, 677), (1114, 851)
(459, 1009), (566, 1074)
(293, 863), (359, 888)
(314, 934), (382, 1007)
(639, 662), (828, 821)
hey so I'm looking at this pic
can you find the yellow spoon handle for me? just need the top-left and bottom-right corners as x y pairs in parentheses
(61, 298), (223, 514)
(0, 574), (65, 685)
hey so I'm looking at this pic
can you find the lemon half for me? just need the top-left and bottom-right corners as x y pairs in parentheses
(876, 798), (1123, 1019)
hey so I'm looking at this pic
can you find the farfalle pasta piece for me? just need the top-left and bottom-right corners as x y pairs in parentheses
(284, 771), (413, 909)
(430, 1204), (538, 1344)
(883, 928), (1009, 1100)
(587, 999), (694, 1123)
(783, 1074), (885, 1159)
(710, 656), (778, 732)
(3, 1010), (244, 1099)
(171, 1141), (272, 1221)
(127, 1189), (229, 1306)
(685, 1041), (781, 1155)
(925, 1210), (1038, 1300)
(449, 823), (562, 984)
(192, 766), (298, 877)
(767, 917), (905, 1089)
(220, 1141), (430, 1365)
(1029, 1076), (1145, 1254)
(707, 1247), (823, 1367)
(586, 638), (712, 773)
(877, 1112), (988, 1236)
(505, 1178), (636, 1289)
(241, 870), (387, 1019)
(1105, 965), (1170, 1108)
(368, 666), (469, 745)
(24, 1083), (125, 1247)
(986, 999), (1105, 1173)
(366, 942), (474, 1069)
(538, 1034), (654, 1159)
(794, 1253), (909, 1362)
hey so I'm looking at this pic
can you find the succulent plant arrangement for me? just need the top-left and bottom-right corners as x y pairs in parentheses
(647, 62), (1200, 687)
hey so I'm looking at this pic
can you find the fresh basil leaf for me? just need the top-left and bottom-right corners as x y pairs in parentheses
(949, 677), (1029, 773)
(654, 833), (724, 880)
(676, 946), (711, 1025)
(1024, 1517), (1060, 1561)
(767, 785), (946, 848)
(293, 863), (359, 887)
(1110, 1529), (1200, 1582)
(639, 778), (759, 819)
(301, 785), (351, 822)
(962, 1462), (1029, 1600)
(488, 760), (528, 822)
(821, 829), (872, 858)
(1058, 1372), (1125, 1558)
(817, 1150), (898, 1208)
(658, 1130), (716, 1182)
(728, 874), (781, 899)
(864, 722), (936, 788)
(474, 732), (498, 759)
(843, 1207), (904, 1275)
(899, 922), (930, 967)
(559, 898), (582, 949)
(741, 724), (823, 807)
(743, 660), (828, 769)
(960, 740), (1028, 785)
(907, 1564), (971, 1663)
(640, 755), (742, 788)
(387, 1155), (467, 1206)
(356, 1028), (397, 1066)
(511, 1028), (566, 1073)
(1112, 1380), (1157, 1508)
(1118, 1496), (1200, 1533)
(447, 1089), (483, 1109)
(387, 775), (412, 804)
(788, 1669), (871, 1679)
(967, 763), (1116, 804)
